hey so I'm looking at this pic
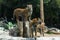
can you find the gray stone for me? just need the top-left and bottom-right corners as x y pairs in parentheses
(48, 27), (60, 33)
(9, 27), (20, 36)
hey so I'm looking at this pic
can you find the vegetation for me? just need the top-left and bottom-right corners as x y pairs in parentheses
(0, 0), (60, 28)
(46, 31), (54, 34)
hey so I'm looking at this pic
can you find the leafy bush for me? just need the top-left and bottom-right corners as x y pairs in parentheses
(0, 21), (16, 30)
(7, 22), (14, 29)
(46, 31), (54, 34)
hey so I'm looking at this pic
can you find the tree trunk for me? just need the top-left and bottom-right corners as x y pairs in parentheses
(40, 0), (45, 36)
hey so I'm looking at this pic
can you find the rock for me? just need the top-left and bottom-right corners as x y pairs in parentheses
(0, 27), (4, 31)
(47, 27), (60, 33)
(0, 30), (4, 35)
(43, 26), (49, 32)
(0, 21), (8, 29)
(9, 27), (20, 37)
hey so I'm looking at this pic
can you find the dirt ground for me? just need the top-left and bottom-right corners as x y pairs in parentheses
(0, 30), (60, 38)
(33, 32), (60, 37)
(43, 33), (60, 37)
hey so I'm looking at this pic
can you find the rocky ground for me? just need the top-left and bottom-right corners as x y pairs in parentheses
(0, 28), (60, 38)
(0, 30), (60, 40)
(0, 20), (60, 40)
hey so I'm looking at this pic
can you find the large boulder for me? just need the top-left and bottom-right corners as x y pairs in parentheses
(47, 27), (60, 34)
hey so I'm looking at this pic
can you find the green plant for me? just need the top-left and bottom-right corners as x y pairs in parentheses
(46, 31), (54, 34)
(6, 22), (14, 29)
